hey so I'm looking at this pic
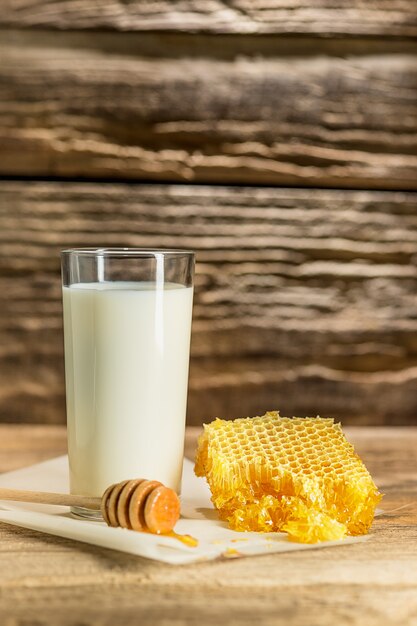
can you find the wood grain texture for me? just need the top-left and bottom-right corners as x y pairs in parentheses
(0, 181), (416, 425)
(0, 1), (416, 37)
(0, 424), (67, 474)
(0, 425), (416, 626)
(0, 31), (416, 189)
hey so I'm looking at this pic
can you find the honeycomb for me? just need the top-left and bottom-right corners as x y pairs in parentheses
(195, 411), (381, 543)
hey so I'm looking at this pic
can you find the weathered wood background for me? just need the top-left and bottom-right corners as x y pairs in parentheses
(0, 1), (416, 425)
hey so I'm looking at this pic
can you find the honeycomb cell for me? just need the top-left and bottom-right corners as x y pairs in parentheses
(194, 411), (381, 543)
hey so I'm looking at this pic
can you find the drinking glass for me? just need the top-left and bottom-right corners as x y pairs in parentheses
(61, 248), (194, 519)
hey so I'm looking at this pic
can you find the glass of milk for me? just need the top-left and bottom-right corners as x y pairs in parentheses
(61, 248), (194, 519)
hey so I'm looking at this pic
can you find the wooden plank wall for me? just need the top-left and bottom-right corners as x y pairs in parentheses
(0, 2), (416, 425)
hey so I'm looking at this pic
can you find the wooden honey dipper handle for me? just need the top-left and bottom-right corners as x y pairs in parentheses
(0, 487), (101, 510)
(0, 479), (181, 535)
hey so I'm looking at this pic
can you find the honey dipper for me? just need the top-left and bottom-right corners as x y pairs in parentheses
(0, 479), (181, 535)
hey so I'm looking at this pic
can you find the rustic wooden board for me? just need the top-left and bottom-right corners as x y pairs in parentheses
(0, 181), (416, 425)
(1, 1), (416, 37)
(0, 32), (416, 189)
(0, 425), (416, 626)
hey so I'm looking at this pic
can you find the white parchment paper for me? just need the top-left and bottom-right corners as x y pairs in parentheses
(0, 456), (366, 564)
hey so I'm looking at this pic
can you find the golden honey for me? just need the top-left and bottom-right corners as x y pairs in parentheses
(195, 412), (381, 543)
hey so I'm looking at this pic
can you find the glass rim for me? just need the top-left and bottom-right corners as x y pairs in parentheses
(61, 247), (194, 258)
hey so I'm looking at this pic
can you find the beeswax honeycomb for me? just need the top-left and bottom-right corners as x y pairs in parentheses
(195, 411), (381, 543)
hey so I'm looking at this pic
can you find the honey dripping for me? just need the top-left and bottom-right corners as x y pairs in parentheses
(166, 532), (199, 548)
(100, 478), (198, 547)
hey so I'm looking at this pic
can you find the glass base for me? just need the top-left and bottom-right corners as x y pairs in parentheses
(70, 506), (103, 521)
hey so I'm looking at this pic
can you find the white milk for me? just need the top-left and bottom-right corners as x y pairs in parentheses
(62, 282), (193, 497)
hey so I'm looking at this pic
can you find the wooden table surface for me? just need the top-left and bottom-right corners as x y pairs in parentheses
(0, 424), (416, 626)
